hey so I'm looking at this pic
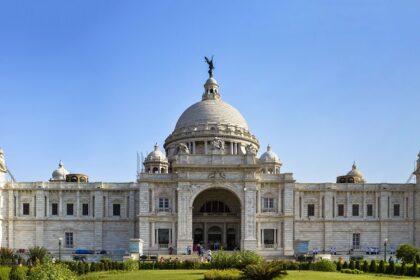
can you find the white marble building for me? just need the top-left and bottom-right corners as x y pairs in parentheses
(0, 71), (419, 258)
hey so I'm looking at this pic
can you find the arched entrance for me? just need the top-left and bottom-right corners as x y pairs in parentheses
(192, 188), (241, 250)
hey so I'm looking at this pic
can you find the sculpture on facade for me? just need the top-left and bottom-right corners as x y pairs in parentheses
(210, 137), (224, 152)
(205, 56), (214, 78)
(0, 148), (7, 173)
(245, 144), (257, 155)
(177, 143), (190, 155)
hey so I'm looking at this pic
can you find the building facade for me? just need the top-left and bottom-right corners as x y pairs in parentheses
(0, 72), (419, 258)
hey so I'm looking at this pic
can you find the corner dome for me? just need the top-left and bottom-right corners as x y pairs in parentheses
(146, 144), (167, 162)
(175, 99), (249, 131)
(347, 162), (364, 178)
(260, 145), (281, 163)
(51, 161), (69, 181)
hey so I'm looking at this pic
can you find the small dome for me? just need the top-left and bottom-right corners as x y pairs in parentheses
(51, 161), (69, 181)
(260, 145), (281, 163)
(347, 162), (364, 178)
(205, 77), (218, 86)
(146, 144), (167, 162)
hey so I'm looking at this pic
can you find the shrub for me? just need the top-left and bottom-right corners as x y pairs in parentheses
(397, 262), (406, 276)
(408, 259), (418, 277)
(342, 261), (348, 269)
(335, 261), (342, 271)
(203, 269), (242, 280)
(242, 261), (287, 280)
(349, 260), (355, 270)
(8, 266), (26, 280)
(369, 260), (376, 273)
(211, 250), (262, 270)
(310, 259), (336, 272)
(362, 260), (369, 272)
(28, 260), (76, 280)
(396, 244), (419, 264)
(377, 260), (385, 273)
(0, 248), (15, 265)
(28, 247), (48, 264)
(341, 268), (364, 274)
(122, 259), (138, 271)
(386, 260), (395, 274)
(355, 260), (361, 270)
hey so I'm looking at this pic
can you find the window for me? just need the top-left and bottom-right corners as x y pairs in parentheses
(393, 204), (400, 217)
(200, 201), (230, 213)
(307, 204), (315, 217)
(262, 198), (274, 212)
(367, 204), (373, 217)
(65, 232), (74, 248)
(352, 204), (359, 216)
(158, 198), (170, 211)
(66, 203), (74, 215)
(23, 203), (30, 215)
(82, 204), (89, 216)
(338, 204), (344, 217)
(352, 233), (360, 249)
(113, 204), (121, 216)
(263, 229), (276, 248)
(157, 229), (170, 247)
(52, 203), (58, 215)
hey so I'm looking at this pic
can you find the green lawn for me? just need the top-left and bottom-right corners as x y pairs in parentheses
(79, 270), (415, 280)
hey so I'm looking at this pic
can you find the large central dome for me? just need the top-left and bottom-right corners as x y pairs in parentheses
(164, 75), (259, 156)
(175, 77), (248, 130)
(175, 99), (249, 130)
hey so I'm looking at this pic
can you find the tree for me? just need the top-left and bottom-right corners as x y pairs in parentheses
(28, 246), (48, 264)
(396, 244), (419, 264)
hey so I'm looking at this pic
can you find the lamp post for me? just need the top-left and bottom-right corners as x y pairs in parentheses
(58, 237), (63, 262)
(384, 238), (388, 262)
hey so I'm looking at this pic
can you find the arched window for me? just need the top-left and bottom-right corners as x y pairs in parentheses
(161, 168), (165, 173)
(153, 167), (159, 173)
(199, 200), (230, 213)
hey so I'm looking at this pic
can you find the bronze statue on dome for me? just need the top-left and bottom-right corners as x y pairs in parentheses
(204, 56), (214, 78)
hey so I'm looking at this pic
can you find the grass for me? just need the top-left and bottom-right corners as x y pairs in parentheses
(79, 270), (415, 280)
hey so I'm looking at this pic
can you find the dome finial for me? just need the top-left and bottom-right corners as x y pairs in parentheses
(352, 161), (356, 169)
(154, 143), (159, 151)
(267, 144), (271, 152)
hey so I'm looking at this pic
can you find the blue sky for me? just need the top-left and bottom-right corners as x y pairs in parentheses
(0, 0), (419, 183)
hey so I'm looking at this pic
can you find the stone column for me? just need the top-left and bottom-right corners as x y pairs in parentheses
(278, 187), (282, 214)
(151, 222), (155, 249)
(59, 190), (63, 216)
(76, 190), (80, 217)
(35, 189), (45, 247)
(176, 183), (193, 252)
(94, 189), (103, 251)
(8, 190), (14, 248)
(243, 183), (257, 250)
(257, 189), (261, 213)
(283, 181), (294, 256)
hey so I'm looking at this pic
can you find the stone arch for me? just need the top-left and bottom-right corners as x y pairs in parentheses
(189, 183), (244, 208)
(191, 185), (243, 251)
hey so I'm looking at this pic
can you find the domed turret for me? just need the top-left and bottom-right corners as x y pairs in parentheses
(337, 162), (366, 183)
(51, 161), (69, 181)
(144, 144), (169, 174)
(259, 145), (282, 174)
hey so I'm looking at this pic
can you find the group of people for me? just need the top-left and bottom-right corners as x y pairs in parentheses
(187, 244), (212, 262)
